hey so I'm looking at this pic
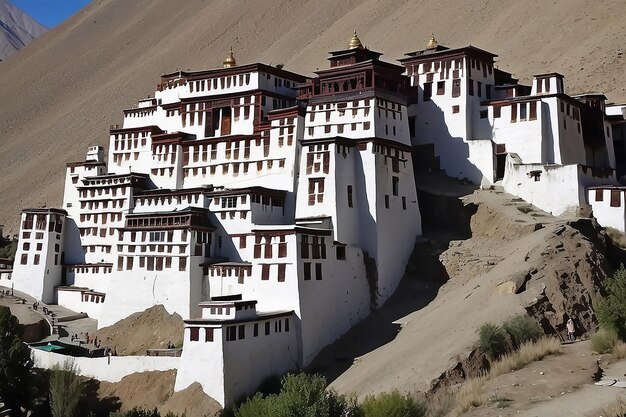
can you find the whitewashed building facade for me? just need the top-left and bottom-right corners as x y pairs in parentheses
(5, 35), (422, 406)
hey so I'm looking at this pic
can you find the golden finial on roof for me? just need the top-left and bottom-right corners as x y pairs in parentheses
(348, 30), (363, 49)
(223, 47), (236, 68)
(426, 33), (438, 50)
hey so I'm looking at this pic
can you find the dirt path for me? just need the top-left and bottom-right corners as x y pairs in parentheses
(461, 341), (626, 417)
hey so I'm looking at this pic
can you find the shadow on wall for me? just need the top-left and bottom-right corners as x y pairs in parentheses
(306, 238), (450, 384)
(412, 88), (487, 185)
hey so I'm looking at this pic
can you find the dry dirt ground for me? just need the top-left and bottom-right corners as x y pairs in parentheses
(97, 370), (221, 417)
(315, 185), (612, 400)
(93, 304), (184, 356)
(1, 0), (625, 233)
(460, 341), (626, 417)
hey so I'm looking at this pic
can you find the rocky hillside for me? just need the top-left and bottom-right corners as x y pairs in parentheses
(310, 181), (615, 398)
(0, 0), (46, 60)
(1, 0), (625, 232)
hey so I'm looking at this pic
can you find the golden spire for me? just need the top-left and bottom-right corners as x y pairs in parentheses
(223, 47), (236, 68)
(426, 33), (438, 50)
(348, 30), (363, 49)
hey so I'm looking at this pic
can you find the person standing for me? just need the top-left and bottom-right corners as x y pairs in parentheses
(567, 318), (576, 342)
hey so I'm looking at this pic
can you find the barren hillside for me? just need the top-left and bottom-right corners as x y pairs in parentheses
(0, 0), (47, 60)
(310, 183), (615, 398)
(0, 0), (625, 231)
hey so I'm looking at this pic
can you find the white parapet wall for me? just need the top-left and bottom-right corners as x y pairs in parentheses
(502, 153), (617, 216)
(31, 348), (180, 383)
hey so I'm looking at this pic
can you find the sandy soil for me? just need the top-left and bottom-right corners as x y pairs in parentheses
(316, 186), (611, 399)
(0, 0), (625, 232)
(461, 341), (626, 417)
(93, 305), (184, 356)
(97, 370), (221, 417)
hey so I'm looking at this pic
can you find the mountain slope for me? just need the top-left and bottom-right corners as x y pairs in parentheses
(0, 0), (625, 232)
(0, 0), (47, 60)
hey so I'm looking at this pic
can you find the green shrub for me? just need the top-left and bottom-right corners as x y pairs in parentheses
(596, 266), (626, 341)
(49, 359), (85, 417)
(233, 373), (360, 417)
(503, 315), (542, 348)
(591, 328), (619, 353)
(360, 391), (425, 417)
(478, 322), (508, 359)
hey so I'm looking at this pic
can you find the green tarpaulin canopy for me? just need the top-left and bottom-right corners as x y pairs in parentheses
(35, 344), (65, 352)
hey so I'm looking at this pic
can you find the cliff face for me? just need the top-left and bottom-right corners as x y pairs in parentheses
(1, 0), (625, 232)
(0, 0), (47, 60)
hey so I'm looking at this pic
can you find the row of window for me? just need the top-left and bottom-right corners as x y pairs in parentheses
(136, 194), (201, 208)
(21, 231), (46, 240)
(595, 189), (623, 207)
(113, 137), (147, 151)
(307, 122), (371, 137)
(188, 73), (252, 93)
(79, 187), (128, 199)
(20, 253), (59, 266)
(225, 318), (291, 342)
(79, 199), (127, 210)
(182, 159), (287, 178)
(117, 255), (188, 271)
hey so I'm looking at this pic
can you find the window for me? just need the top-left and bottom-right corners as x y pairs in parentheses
(529, 102), (537, 120)
(308, 178), (324, 205)
(254, 323), (259, 337)
(436, 81), (445, 95)
(595, 189), (603, 202)
(479, 110), (488, 119)
(494, 106), (501, 119)
(179, 257), (187, 271)
(239, 236), (246, 249)
(34, 254), (40, 265)
(392, 176), (399, 196)
(402, 196), (407, 210)
(222, 196), (237, 208)
(347, 185), (353, 208)
(226, 326), (237, 341)
(149, 231), (165, 242)
(205, 328), (214, 342)
(278, 264), (286, 282)
(315, 263), (322, 280)
(238, 325), (245, 340)
(385, 195), (390, 209)
(611, 190), (621, 207)
(265, 321), (270, 335)
(285, 318), (290, 332)
(190, 327), (199, 341)
(303, 262), (311, 280)
(261, 264), (270, 280)
(452, 105), (460, 114)
(423, 82), (432, 101)
(20, 254), (27, 265)
(468, 79), (474, 96)
(23, 242), (30, 251)
(452, 79), (461, 97)
(510, 104), (517, 122)
(520, 103), (527, 121)
(336, 245), (346, 260)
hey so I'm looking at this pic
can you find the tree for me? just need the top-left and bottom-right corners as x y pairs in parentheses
(0, 306), (33, 416)
(49, 359), (86, 417)
(596, 265), (626, 340)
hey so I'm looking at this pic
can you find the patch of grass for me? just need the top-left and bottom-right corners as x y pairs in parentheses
(456, 374), (487, 412)
(614, 340), (626, 359)
(492, 397), (513, 408)
(489, 337), (561, 378)
(456, 337), (561, 413)
(602, 396), (626, 417)
(591, 328), (619, 354)
(361, 390), (426, 417)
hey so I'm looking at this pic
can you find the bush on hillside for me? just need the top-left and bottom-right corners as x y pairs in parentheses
(502, 315), (542, 348)
(596, 265), (626, 340)
(360, 390), (426, 417)
(591, 328), (619, 354)
(0, 306), (33, 414)
(233, 373), (360, 417)
(49, 360), (86, 417)
(478, 322), (508, 360)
